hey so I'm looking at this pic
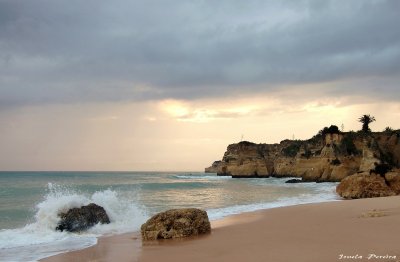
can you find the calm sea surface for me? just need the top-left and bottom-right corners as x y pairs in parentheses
(0, 171), (339, 261)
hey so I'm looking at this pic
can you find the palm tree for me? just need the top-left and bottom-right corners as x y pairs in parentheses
(358, 114), (376, 132)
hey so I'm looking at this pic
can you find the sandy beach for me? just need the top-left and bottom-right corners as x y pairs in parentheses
(42, 196), (400, 262)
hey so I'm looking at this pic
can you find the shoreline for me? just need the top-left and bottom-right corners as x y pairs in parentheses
(41, 232), (142, 262)
(40, 205), (272, 262)
(42, 196), (400, 262)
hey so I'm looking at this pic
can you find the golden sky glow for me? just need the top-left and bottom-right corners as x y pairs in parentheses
(1, 93), (399, 171)
(1, 1), (399, 171)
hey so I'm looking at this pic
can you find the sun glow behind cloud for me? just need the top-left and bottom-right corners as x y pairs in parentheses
(159, 97), (275, 123)
(0, 93), (399, 171)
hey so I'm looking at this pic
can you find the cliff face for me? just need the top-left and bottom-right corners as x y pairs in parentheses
(205, 131), (400, 182)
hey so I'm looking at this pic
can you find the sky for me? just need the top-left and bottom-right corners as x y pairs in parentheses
(0, 0), (400, 171)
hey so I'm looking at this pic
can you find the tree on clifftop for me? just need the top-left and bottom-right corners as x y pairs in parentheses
(358, 114), (376, 132)
(319, 125), (340, 137)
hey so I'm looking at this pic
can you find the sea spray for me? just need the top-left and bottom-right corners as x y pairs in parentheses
(0, 183), (147, 261)
(0, 172), (340, 261)
(34, 183), (91, 232)
(88, 189), (148, 234)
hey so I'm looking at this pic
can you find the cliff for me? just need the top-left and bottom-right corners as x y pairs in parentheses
(205, 130), (400, 182)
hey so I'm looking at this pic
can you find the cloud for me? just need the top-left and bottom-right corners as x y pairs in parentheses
(159, 98), (268, 122)
(1, 0), (399, 107)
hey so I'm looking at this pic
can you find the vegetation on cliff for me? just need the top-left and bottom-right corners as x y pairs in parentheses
(282, 141), (302, 158)
(320, 125), (341, 136)
(339, 131), (359, 156)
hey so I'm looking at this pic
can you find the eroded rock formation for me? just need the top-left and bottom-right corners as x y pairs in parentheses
(205, 130), (400, 182)
(385, 172), (400, 194)
(336, 173), (396, 199)
(141, 208), (211, 241)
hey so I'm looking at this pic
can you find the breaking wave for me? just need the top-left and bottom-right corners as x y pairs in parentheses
(0, 183), (147, 261)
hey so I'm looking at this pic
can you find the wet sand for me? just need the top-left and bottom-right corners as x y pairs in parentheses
(42, 232), (141, 262)
(42, 196), (400, 262)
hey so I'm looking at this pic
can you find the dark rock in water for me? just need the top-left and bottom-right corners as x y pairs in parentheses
(285, 178), (306, 183)
(232, 175), (270, 178)
(141, 208), (211, 241)
(56, 203), (110, 232)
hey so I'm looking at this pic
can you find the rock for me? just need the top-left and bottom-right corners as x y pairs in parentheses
(336, 173), (396, 199)
(56, 203), (110, 232)
(205, 161), (222, 173)
(385, 171), (400, 194)
(141, 208), (211, 241)
(285, 178), (307, 183)
(216, 141), (272, 177)
(359, 145), (380, 172)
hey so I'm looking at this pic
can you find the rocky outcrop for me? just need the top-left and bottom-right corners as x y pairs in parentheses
(206, 130), (400, 182)
(385, 171), (400, 194)
(285, 178), (307, 183)
(141, 208), (211, 241)
(205, 161), (223, 173)
(336, 173), (396, 199)
(56, 203), (110, 232)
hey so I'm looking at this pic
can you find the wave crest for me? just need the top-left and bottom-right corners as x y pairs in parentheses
(0, 183), (148, 261)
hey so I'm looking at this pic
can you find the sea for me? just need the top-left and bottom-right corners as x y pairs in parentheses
(0, 171), (340, 261)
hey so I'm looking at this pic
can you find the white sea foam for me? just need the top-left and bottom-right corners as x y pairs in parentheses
(207, 182), (340, 220)
(0, 184), (147, 262)
(0, 176), (340, 262)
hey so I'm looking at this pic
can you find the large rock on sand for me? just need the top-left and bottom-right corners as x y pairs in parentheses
(141, 208), (211, 241)
(336, 173), (396, 199)
(56, 203), (110, 232)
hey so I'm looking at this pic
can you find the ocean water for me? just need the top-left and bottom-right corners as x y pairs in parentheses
(0, 171), (340, 261)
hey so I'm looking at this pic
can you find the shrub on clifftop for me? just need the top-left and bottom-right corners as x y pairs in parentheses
(319, 125), (341, 137)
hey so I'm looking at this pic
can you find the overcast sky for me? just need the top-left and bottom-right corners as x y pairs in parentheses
(1, 0), (400, 171)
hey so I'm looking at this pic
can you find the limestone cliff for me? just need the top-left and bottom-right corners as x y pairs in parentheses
(204, 161), (223, 173)
(205, 130), (400, 182)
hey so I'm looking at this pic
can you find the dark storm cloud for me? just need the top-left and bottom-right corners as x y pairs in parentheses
(1, 0), (400, 106)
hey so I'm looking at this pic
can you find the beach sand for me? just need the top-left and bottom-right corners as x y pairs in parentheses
(42, 196), (400, 262)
